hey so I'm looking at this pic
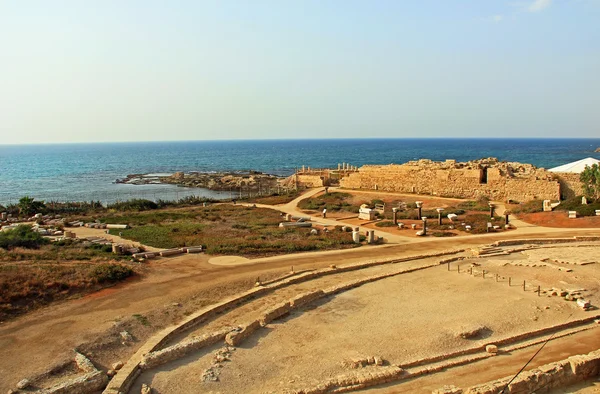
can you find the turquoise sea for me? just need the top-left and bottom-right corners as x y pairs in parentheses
(1, 138), (599, 205)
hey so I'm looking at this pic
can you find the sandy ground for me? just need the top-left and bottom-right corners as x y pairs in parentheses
(137, 245), (600, 393)
(1, 188), (600, 393)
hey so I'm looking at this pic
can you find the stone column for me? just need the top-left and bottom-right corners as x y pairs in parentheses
(338, 163), (341, 170)
(505, 213), (510, 225)
(352, 227), (360, 244)
(367, 230), (375, 244)
(415, 201), (423, 220)
(392, 208), (398, 225)
(422, 217), (427, 236)
(489, 203), (494, 218)
(436, 208), (444, 225)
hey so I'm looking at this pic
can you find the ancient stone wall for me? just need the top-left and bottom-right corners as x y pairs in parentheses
(464, 349), (600, 394)
(296, 174), (325, 188)
(554, 173), (584, 199)
(340, 159), (563, 202)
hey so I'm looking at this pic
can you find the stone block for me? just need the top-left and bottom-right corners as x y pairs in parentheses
(485, 344), (498, 354)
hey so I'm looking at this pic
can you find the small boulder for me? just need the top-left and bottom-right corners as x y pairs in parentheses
(111, 361), (124, 371)
(141, 383), (153, 394)
(120, 331), (134, 342)
(107, 369), (116, 377)
(485, 344), (498, 354)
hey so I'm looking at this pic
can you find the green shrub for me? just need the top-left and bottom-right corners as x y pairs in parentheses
(457, 196), (490, 212)
(375, 220), (396, 227)
(553, 196), (600, 216)
(108, 199), (158, 212)
(431, 231), (456, 237)
(90, 263), (133, 283)
(0, 225), (49, 250)
(512, 199), (544, 214)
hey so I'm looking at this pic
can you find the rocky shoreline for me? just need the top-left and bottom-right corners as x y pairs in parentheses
(115, 171), (284, 193)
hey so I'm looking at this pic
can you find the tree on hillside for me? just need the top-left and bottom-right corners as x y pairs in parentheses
(580, 164), (600, 201)
(18, 196), (46, 217)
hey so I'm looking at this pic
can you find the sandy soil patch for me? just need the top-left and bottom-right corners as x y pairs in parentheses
(517, 211), (600, 228)
(208, 256), (252, 266)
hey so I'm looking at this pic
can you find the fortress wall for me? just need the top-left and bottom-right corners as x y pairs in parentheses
(296, 174), (324, 188)
(555, 173), (584, 199)
(340, 164), (562, 202)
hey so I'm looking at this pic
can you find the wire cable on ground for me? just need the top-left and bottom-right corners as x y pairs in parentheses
(499, 311), (575, 394)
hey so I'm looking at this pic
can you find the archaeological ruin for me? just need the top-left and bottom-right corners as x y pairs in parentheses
(290, 158), (585, 202)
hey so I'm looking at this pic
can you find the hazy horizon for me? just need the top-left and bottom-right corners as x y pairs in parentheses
(1, 1), (599, 144)
(2, 136), (600, 148)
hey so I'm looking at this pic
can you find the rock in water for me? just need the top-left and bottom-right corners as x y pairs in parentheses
(141, 383), (152, 394)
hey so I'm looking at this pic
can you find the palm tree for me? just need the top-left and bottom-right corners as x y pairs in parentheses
(18, 196), (46, 217)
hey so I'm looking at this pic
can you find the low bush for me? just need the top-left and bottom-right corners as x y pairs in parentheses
(90, 263), (134, 283)
(108, 199), (158, 212)
(0, 225), (49, 250)
(512, 199), (544, 214)
(431, 231), (456, 237)
(375, 220), (396, 227)
(553, 196), (600, 216)
(457, 196), (491, 212)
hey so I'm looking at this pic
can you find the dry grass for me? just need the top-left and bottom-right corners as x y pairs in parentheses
(0, 241), (138, 321)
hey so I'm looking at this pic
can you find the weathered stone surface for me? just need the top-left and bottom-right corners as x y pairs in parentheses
(38, 371), (107, 394)
(74, 352), (96, 373)
(225, 321), (262, 346)
(141, 383), (152, 394)
(111, 361), (124, 371)
(259, 302), (291, 326)
(141, 328), (230, 370)
(16, 379), (30, 389)
(120, 330), (133, 342)
(432, 385), (463, 394)
(465, 349), (600, 394)
(340, 158), (573, 201)
(485, 344), (498, 354)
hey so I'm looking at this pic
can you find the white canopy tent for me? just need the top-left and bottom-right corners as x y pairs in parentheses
(548, 157), (600, 173)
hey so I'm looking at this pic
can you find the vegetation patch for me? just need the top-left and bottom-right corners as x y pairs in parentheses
(90, 263), (134, 283)
(456, 196), (491, 212)
(430, 231), (457, 237)
(512, 199), (545, 214)
(98, 205), (357, 256)
(553, 196), (600, 216)
(245, 191), (300, 205)
(0, 225), (49, 250)
(297, 192), (358, 212)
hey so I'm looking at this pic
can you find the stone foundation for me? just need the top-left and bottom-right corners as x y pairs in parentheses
(463, 349), (600, 394)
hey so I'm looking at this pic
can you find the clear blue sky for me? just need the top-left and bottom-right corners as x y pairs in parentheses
(1, 0), (598, 144)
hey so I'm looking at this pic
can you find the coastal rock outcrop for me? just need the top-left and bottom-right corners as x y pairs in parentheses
(116, 171), (282, 192)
